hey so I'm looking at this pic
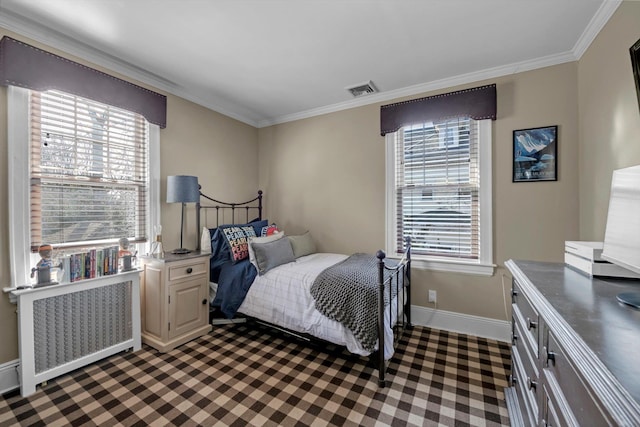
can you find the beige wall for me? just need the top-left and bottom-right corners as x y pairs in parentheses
(259, 62), (581, 319)
(578, 1), (640, 240)
(161, 96), (259, 250)
(0, 29), (259, 364)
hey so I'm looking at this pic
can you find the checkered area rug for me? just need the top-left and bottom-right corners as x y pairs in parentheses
(0, 324), (510, 426)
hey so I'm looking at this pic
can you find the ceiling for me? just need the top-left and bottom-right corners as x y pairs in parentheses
(0, 0), (619, 127)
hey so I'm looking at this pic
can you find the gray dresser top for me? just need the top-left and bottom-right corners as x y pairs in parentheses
(511, 260), (640, 403)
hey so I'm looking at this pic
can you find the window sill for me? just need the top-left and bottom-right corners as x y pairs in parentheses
(407, 257), (495, 276)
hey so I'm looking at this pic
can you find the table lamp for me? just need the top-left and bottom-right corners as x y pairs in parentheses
(166, 175), (200, 254)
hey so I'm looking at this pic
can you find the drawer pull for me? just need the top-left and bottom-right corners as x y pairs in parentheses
(511, 375), (517, 386)
(202, 299), (207, 305)
(527, 377), (537, 391)
(544, 346), (556, 366)
(511, 288), (518, 299)
(186, 267), (193, 274)
(512, 334), (518, 345)
(527, 318), (538, 330)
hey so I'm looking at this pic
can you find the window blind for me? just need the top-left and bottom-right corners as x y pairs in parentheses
(395, 117), (480, 259)
(30, 90), (149, 251)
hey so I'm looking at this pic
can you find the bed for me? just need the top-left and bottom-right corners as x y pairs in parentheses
(196, 190), (411, 387)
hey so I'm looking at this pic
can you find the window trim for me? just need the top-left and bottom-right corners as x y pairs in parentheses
(385, 118), (494, 276)
(8, 86), (161, 287)
(8, 86), (31, 286)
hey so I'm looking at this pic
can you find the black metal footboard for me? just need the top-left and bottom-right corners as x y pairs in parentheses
(376, 236), (412, 387)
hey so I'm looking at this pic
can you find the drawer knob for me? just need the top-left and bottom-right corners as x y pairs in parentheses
(202, 299), (207, 305)
(527, 377), (537, 391)
(186, 267), (193, 274)
(511, 375), (517, 386)
(527, 318), (538, 330)
(544, 346), (556, 366)
(512, 334), (518, 345)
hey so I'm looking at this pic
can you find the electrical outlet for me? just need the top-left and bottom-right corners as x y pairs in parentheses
(428, 290), (437, 303)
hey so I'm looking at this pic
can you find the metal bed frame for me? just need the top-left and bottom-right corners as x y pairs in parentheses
(196, 190), (411, 387)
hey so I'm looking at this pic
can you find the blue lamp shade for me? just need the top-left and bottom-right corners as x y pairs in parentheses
(166, 175), (200, 204)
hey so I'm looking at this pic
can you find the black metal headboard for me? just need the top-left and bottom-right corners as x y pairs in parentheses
(196, 190), (263, 250)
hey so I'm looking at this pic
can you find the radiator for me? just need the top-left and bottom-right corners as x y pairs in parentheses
(33, 282), (133, 374)
(12, 271), (141, 397)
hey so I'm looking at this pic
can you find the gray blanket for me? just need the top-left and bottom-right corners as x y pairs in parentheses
(310, 253), (398, 352)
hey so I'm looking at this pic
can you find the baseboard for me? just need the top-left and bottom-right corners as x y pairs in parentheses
(411, 305), (511, 343)
(0, 359), (20, 395)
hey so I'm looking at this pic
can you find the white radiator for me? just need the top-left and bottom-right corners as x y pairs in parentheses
(11, 271), (141, 397)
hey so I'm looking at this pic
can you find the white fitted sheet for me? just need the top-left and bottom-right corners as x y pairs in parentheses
(237, 253), (400, 359)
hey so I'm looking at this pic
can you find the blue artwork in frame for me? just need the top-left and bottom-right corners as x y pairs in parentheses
(513, 125), (558, 182)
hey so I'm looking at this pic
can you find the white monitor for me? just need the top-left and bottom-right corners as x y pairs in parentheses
(601, 165), (640, 275)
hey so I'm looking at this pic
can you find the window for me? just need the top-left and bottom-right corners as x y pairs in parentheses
(30, 90), (148, 249)
(8, 87), (160, 286)
(386, 117), (493, 275)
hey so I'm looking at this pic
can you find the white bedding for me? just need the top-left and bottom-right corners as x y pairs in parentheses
(237, 253), (399, 359)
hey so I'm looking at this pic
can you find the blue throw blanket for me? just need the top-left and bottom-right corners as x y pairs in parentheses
(211, 259), (257, 319)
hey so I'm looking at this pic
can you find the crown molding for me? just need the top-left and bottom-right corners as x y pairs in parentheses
(260, 1), (619, 128)
(0, 10), (260, 127)
(572, 0), (622, 59)
(259, 50), (577, 128)
(2, 2), (618, 130)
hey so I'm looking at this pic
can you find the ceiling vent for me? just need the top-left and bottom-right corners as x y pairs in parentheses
(346, 80), (377, 97)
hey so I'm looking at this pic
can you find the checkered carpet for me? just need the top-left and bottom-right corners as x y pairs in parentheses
(0, 323), (511, 426)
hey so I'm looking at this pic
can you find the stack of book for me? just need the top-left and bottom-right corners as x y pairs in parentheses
(60, 246), (120, 283)
(564, 241), (640, 278)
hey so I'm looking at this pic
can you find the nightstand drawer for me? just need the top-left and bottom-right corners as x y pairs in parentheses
(168, 259), (207, 282)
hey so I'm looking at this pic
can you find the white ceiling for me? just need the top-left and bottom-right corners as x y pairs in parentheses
(0, 0), (620, 127)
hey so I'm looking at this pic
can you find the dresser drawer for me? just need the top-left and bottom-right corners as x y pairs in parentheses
(544, 330), (609, 426)
(542, 373), (579, 427)
(512, 347), (538, 426)
(168, 258), (208, 282)
(513, 317), (538, 384)
(512, 279), (539, 356)
(542, 383), (566, 427)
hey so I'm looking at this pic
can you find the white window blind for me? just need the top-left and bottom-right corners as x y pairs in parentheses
(29, 90), (149, 251)
(393, 117), (480, 259)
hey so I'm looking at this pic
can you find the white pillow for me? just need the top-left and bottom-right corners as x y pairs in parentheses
(248, 232), (284, 269)
(201, 227), (212, 253)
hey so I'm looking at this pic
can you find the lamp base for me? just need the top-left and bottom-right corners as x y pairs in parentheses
(171, 248), (192, 255)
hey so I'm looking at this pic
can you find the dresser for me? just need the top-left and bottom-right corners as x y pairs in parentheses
(140, 252), (211, 352)
(505, 260), (640, 426)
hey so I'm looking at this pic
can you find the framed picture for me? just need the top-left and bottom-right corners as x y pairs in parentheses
(630, 38), (640, 111)
(513, 125), (558, 182)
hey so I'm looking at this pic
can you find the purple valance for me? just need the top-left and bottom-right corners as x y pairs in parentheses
(380, 84), (496, 136)
(0, 36), (167, 128)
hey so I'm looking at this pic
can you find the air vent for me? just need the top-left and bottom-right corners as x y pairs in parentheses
(346, 80), (377, 97)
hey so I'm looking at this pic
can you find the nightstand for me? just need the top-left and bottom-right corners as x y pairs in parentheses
(139, 251), (211, 352)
